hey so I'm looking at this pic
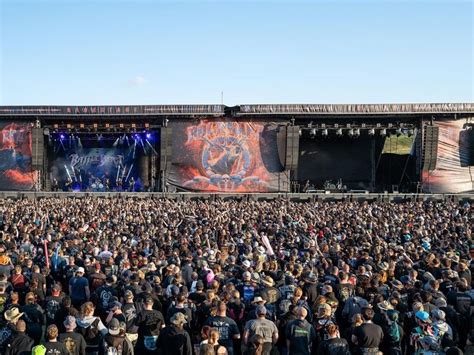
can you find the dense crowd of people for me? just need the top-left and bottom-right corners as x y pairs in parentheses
(0, 196), (472, 355)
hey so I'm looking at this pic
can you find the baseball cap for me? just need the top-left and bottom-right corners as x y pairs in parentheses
(256, 305), (267, 316)
(108, 318), (120, 335)
(415, 310), (431, 323)
(63, 316), (76, 329)
(76, 267), (85, 274)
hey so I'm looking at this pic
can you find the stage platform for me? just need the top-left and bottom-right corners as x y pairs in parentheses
(0, 191), (472, 202)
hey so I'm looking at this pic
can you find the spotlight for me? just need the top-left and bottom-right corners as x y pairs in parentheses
(354, 128), (360, 137)
(368, 128), (375, 136)
(336, 128), (343, 136)
(348, 129), (354, 137)
(146, 132), (152, 140)
(59, 134), (65, 140)
(310, 128), (317, 136)
(408, 129), (414, 137)
(380, 128), (387, 136)
(396, 128), (402, 136)
(321, 128), (328, 136)
(299, 129), (302, 136)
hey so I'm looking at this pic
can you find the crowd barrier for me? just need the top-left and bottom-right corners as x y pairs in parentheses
(0, 191), (472, 202)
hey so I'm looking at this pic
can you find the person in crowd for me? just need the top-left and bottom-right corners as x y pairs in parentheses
(317, 324), (351, 355)
(157, 312), (193, 355)
(43, 324), (69, 355)
(352, 307), (384, 354)
(101, 318), (134, 355)
(285, 306), (316, 355)
(243, 305), (278, 355)
(59, 315), (87, 355)
(5, 319), (33, 355)
(76, 302), (107, 354)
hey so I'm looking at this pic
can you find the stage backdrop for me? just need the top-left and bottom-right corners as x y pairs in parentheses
(49, 135), (141, 191)
(0, 122), (37, 190)
(169, 120), (288, 192)
(423, 119), (474, 193)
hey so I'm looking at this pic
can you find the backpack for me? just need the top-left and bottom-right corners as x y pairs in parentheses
(31, 344), (47, 355)
(387, 322), (401, 343)
(79, 318), (101, 345)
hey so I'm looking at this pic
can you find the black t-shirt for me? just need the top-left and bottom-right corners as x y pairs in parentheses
(317, 337), (351, 355)
(188, 291), (206, 305)
(59, 332), (86, 355)
(353, 322), (384, 348)
(44, 340), (69, 355)
(136, 309), (165, 336)
(205, 315), (240, 350)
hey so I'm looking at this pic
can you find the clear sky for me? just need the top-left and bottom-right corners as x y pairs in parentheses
(0, 0), (472, 105)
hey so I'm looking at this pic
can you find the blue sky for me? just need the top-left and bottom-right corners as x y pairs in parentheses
(0, 0), (472, 105)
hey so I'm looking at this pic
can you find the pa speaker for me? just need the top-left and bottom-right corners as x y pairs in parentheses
(160, 127), (173, 171)
(422, 126), (439, 171)
(285, 126), (300, 170)
(31, 127), (44, 169)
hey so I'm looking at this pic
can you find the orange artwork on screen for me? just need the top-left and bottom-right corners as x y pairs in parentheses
(179, 121), (273, 192)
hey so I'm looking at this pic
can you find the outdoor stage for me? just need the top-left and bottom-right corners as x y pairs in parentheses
(0, 103), (472, 195)
(1, 191), (472, 202)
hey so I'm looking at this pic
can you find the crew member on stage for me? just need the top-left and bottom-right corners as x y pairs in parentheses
(51, 178), (59, 192)
(64, 176), (73, 191)
(116, 177), (123, 191)
(128, 176), (135, 192)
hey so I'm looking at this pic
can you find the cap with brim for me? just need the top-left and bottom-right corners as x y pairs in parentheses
(256, 305), (267, 315)
(415, 310), (431, 323)
(261, 276), (274, 287)
(63, 315), (76, 329)
(108, 318), (120, 335)
(251, 296), (266, 305)
(4, 308), (24, 323)
(377, 300), (394, 311)
(76, 267), (85, 274)
(390, 280), (403, 289)
(170, 312), (187, 326)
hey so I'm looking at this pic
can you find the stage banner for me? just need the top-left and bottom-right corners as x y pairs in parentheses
(0, 122), (37, 190)
(169, 120), (288, 192)
(423, 120), (474, 193)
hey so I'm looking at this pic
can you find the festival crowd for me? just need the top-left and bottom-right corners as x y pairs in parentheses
(0, 197), (472, 355)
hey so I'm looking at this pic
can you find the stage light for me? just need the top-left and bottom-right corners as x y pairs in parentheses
(60, 134), (65, 140)
(145, 123), (150, 129)
(396, 128), (402, 136)
(348, 129), (354, 137)
(321, 128), (328, 136)
(368, 128), (375, 136)
(408, 128), (414, 137)
(336, 128), (343, 136)
(354, 128), (360, 137)
(299, 129), (302, 136)
(146, 132), (152, 139)
(310, 128), (317, 136)
(380, 128), (387, 136)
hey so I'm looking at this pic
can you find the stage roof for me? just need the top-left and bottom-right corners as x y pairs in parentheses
(0, 103), (472, 118)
